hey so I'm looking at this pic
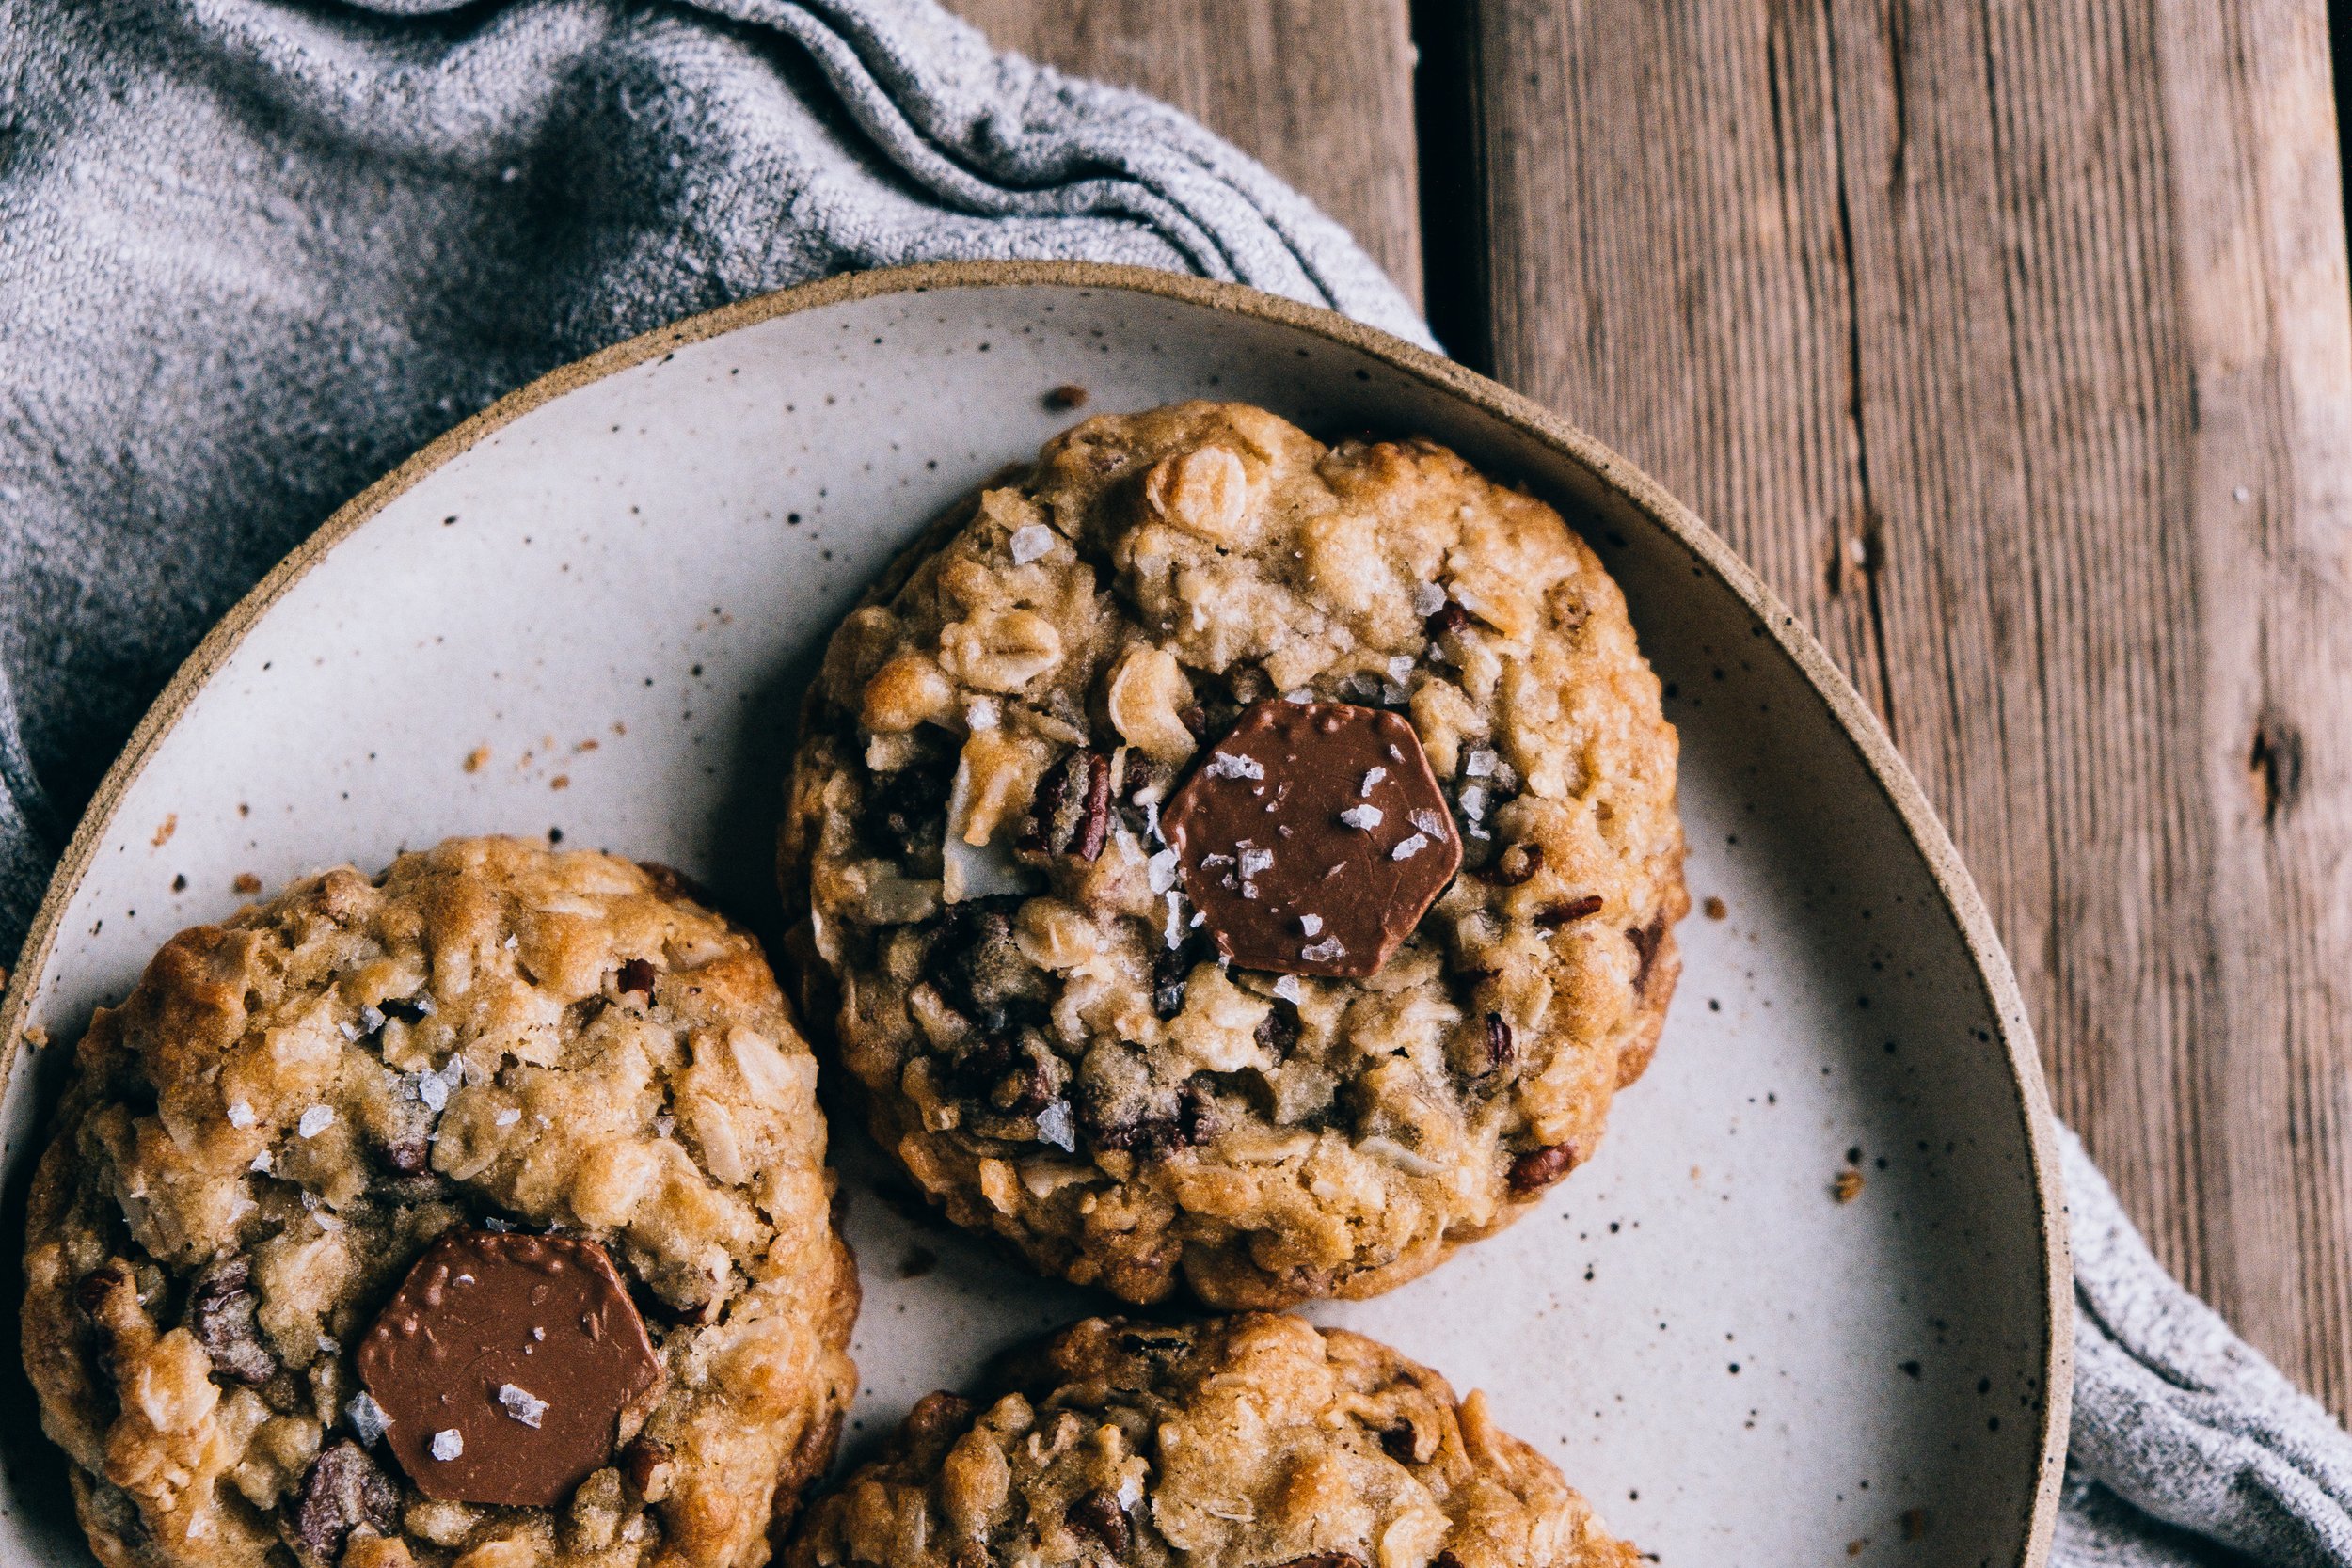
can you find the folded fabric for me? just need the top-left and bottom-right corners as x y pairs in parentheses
(2, 2), (2347, 1563)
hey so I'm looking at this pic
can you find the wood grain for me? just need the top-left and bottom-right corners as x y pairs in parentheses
(942, 0), (1424, 307)
(1441, 0), (2352, 1417)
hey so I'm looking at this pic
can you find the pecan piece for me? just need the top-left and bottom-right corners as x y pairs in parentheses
(1066, 1489), (1131, 1555)
(1629, 915), (1669, 993)
(1023, 749), (1113, 860)
(617, 958), (658, 996)
(290, 1441), (399, 1562)
(1507, 1142), (1581, 1192)
(1534, 894), (1604, 927)
(186, 1254), (277, 1386)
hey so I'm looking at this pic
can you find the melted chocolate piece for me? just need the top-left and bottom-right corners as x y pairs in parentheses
(1162, 701), (1462, 978)
(357, 1229), (661, 1508)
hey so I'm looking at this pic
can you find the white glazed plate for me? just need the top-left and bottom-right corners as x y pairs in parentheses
(0, 263), (2069, 1567)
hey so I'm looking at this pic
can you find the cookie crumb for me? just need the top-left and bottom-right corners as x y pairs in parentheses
(1833, 1169), (1865, 1204)
(232, 872), (262, 895)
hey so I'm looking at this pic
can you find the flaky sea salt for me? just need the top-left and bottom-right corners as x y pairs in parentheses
(1299, 936), (1346, 963)
(417, 1069), (450, 1113)
(495, 1107), (521, 1128)
(1238, 847), (1274, 879)
(1359, 766), (1387, 797)
(1339, 804), (1382, 831)
(1464, 748), (1499, 778)
(1147, 848), (1179, 894)
(1391, 832), (1431, 861)
(337, 1020), (360, 1041)
(1459, 784), (1490, 820)
(497, 1384), (548, 1429)
(226, 1101), (256, 1129)
(1409, 807), (1447, 837)
(1299, 913), (1323, 937)
(296, 1105), (335, 1139)
(249, 1150), (273, 1174)
(1411, 581), (1447, 616)
(1036, 1101), (1076, 1152)
(1283, 689), (1313, 704)
(346, 1391), (389, 1446)
(429, 1429), (464, 1462)
(1202, 751), (1264, 781)
(1165, 891), (1184, 951)
(1387, 655), (1415, 684)
(1009, 522), (1055, 563)
(1272, 974), (1304, 1004)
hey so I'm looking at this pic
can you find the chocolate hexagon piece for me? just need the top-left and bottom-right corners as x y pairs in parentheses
(357, 1229), (661, 1508)
(1163, 700), (1462, 978)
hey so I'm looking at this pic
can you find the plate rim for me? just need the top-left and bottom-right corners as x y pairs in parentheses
(0, 258), (2074, 1563)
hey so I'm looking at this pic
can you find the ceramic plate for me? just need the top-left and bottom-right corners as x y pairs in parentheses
(0, 262), (2069, 1567)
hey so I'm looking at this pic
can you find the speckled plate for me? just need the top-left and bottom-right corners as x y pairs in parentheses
(0, 262), (2070, 1566)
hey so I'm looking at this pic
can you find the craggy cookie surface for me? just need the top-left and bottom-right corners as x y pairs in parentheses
(782, 402), (1687, 1307)
(23, 837), (858, 1568)
(785, 1313), (1638, 1568)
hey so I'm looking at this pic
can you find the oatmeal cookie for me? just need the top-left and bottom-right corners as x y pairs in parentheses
(783, 1312), (1639, 1568)
(23, 837), (858, 1568)
(781, 402), (1686, 1307)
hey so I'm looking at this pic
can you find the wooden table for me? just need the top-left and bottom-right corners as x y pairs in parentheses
(950, 0), (2352, 1419)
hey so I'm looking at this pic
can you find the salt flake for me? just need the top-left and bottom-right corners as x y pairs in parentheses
(1465, 748), (1499, 778)
(1339, 804), (1383, 831)
(1409, 807), (1447, 837)
(226, 1101), (256, 1130)
(1359, 766), (1387, 797)
(1299, 913), (1324, 937)
(495, 1107), (521, 1128)
(1272, 974), (1304, 1004)
(1238, 847), (1274, 879)
(1202, 751), (1264, 782)
(497, 1384), (548, 1429)
(1009, 523), (1055, 564)
(1299, 936), (1347, 962)
(429, 1429), (464, 1462)
(1391, 832), (1431, 861)
(1411, 581), (1447, 616)
(1147, 849), (1180, 894)
(296, 1105), (335, 1139)
(346, 1391), (390, 1446)
(1036, 1101), (1077, 1152)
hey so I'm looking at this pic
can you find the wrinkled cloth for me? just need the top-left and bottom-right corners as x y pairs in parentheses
(1, 3), (2347, 1564)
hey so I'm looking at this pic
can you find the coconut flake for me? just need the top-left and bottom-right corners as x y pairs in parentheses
(1359, 766), (1387, 797)
(1339, 804), (1383, 831)
(1009, 523), (1055, 563)
(1036, 1101), (1077, 1152)
(226, 1100), (256, 1130)
(497, 1384), (548, 1429)
(346, 1391), (390, 1446)
(1202, 751), (1265, 781)
(429, 1429), (464, 1462)
(1391, 832), (1431, 861)
(296, 1105), (335, 1139)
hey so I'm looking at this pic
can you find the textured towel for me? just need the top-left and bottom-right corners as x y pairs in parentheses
(1, 3), (2346, 1563)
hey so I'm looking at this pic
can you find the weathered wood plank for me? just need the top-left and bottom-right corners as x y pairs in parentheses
(1447, 0), (2352, 1416)
(944, 0), (1424, 307)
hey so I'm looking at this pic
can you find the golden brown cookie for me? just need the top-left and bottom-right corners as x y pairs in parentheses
(784, 1313), (1640, 1568)
(22, 837), (858, 1568)
(781, 402), (1687, 1307)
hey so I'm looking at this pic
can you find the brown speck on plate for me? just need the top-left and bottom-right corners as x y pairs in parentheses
(231, 873), (262, 896)
(1703, 895), (1727, 920)
(151, 814), (176, 848)
(463, 745), (490, 773)
(1043, 383), (1089, 411)
(1833, 1170), (1865, 1204)
(898, 1246), (938, 1280)
(550, 775), (570, 791)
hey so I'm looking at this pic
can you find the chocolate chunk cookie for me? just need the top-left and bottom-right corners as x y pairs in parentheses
(783, 1313), (1639, 1568)
(781, 402), (1687, 1307)
(22, 837), (858, 1568)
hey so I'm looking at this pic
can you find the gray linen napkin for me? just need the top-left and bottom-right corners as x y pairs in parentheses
(1, 3), (2346, 1563)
